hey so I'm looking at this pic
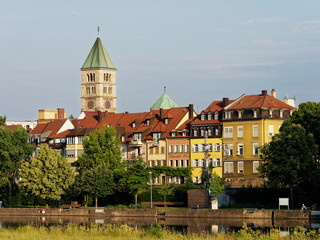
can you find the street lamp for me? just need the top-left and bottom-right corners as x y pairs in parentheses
(149, 172), (152, 208)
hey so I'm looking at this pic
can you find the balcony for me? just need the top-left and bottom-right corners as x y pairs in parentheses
(129, 139), (143, 147)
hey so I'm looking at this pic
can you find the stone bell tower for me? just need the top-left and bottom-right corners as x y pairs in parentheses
(80, 30), (117, 112)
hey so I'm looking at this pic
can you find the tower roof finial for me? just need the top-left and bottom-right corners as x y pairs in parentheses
(97, 26), (100, 37)
(164, 86), (166, 93)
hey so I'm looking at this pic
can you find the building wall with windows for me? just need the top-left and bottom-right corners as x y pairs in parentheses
(167, 138), (190, 168)
(147, 139), (166, 167)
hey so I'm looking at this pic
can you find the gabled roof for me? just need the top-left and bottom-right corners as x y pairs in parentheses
(81, 37), (116, 69)
(192, 100), (225, 125)
(226, 94), (295, 110)
(4, 125), (20, 132)
(150, 88), (179, 110)
(30, 119), (71, 138)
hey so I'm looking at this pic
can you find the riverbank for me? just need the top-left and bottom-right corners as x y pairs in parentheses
(0, 224), (317, 240)
(0, 208), (310, 220)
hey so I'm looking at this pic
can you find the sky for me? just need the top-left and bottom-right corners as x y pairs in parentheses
(1, 1), (320, 120)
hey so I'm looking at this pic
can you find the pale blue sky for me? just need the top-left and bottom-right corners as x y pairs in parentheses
(1, 1), (320, 120)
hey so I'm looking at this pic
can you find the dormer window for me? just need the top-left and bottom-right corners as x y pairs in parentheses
(253, 110), (258, 118)
(225, 111), (231, 119)
(146, 119), (150, 126)
(208, 128), (212, 136)
(153, 132), (161, 140)
(201, 129), (205, 136)
(133, 133), (142, 140)
(280, 110), (284, 118)
(182, 131), (187, 136)
(269, 110), (273, 117)
(238, 110), (242, 119)
(201, 112), (205, 121)
(208, 112), (212, 120)
(171, 132), (177, 137)
(194, 129), (197, 137)
(121, 136), (125, 142)
(132, 122), (136, 128)
(214, 111), (219, 120)
(164, 118), (169, 125)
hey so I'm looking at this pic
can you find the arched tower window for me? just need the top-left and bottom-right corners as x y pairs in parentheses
(90, 73), (93, 82)
(108, 74), (111, 81)
(87, 74), (90, 82)
(93, 73), (95, 82)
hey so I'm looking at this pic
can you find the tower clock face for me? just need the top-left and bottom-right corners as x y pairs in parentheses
(87, 101), (94, 109)
(105, 100), (111, 109)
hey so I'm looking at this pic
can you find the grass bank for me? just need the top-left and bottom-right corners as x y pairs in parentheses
(0, 224), (317, 240)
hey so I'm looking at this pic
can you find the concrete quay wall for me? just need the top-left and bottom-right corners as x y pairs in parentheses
(0, 208), (310, 220)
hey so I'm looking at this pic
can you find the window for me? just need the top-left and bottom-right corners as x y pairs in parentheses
(238, 162), (244, 173)
(153, 132), (161, 140)
(174, 145), (178, 153)
(161, 146), (165, 154)
(280, 110), (284, 118)
(103, 87), (107, 94)
(216, 158), (221, 167)
(171, 132), (177, 137)
(199, 144), (204, 152)
(216, 143), (221, 152)
(237, 126), (243, 138)
(182, 131), (187, 136)
(169, 145), (173, 153)
(194, 129), (197, 136)
(121, 136), (125, 142)
(156, 160), (160, 166)
(78, 136), (84, 144)
(162, 160), (166, 166)
(193, 144), (199, 152)
(180, 160), (184, 167)
(164, 118), (169, 125)
(253, 143), (259, 155)
(238, 110), (242, 118)
(224, 162), (234, 174)
(215, 128), (219, 135)
(214, 111), (219, 120)
(253, 125), (259, 137)
(108, 87), (112, 94)
(253, 109), (258, 118)
(193, 177), (199, 184)
(67, 137), (75, 144)
(237, 143), (244, 156)
(175, 160), (179, 167)
(201, 129), (205, 136)
(186, 144), (189, 152)
(193, 159), (199, 167)
(269, 110), (273, 117)
(268, 125), (274, 138)
(224, 127), (233, 138)
(149, 148), (154, 155)
(208, 112), (212, 120)
(224, 143), (233, 156)
(253, 161), (260, 173)
(208, 143), (214, 152)
(146, 119), (150, 126)
(186, 160), (189, 167)
(156, 176), (160, 184)
(86, 87), (90, 95)
(170, 160), (173, 167)
(180, 145), (184, 152)
(150, 161), (154, 167)
(224, 111), (231, 119)
(133, 133), (142, 140)
(155, 147), (159, 154)
(208, 128), (212, 136)
(132, 122), (136, 128)
(201, 112), (205, 121)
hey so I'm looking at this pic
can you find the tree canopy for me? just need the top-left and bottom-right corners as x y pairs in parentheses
(20, 144), (74, 202)
(0, 125), (35, 206)
(207, 172), (224, 199)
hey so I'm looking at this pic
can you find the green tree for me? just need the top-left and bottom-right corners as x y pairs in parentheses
(259, 124), (319, 206)
(121, 158), (149, 206)
(76, 125), (124, 206)
(207, 172), (224, 199)
(283, 101), (320, 153)
(158, 180), (175, 207)
(76, 164), (115, 208)
(0, 125), (35, 207)
(20, 144), (74, 203)
(0, 115), (6, 126)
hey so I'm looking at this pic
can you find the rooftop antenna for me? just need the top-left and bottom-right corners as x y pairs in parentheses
(97, 26), (100, 37)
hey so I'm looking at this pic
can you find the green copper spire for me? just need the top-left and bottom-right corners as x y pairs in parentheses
(150, 87), (179, 110)
(81, 35), (116, 69)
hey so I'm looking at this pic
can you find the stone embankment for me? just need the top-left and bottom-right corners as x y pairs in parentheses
(0, 208), (311, 220)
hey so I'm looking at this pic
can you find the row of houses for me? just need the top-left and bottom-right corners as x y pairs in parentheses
(26, 88), (295, 187)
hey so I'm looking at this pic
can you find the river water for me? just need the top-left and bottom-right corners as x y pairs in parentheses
(0, 216), (317, 235)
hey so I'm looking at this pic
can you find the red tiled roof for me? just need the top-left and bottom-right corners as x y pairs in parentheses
(31, 122), (49, 134)
(30, 119), (69, 137)
(5, 125), (20, 132)
(226, 94), (295, 110)
(50, 129), (73, 139)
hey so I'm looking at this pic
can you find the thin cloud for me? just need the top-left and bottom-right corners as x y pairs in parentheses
(241, 18), (284, 25)
(293, 20), (320, 33)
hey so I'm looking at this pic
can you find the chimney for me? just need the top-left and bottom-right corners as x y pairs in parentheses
(159, 108), (163, 120)
(271, 89), (276, 98)
(125, 111), (129, 114)
(261, 90), (267, 96)
(98, 111), (102, 123)
(189, 104), (194, 120)
(57, 108), (65, 119)
(223, 98), (229, 107)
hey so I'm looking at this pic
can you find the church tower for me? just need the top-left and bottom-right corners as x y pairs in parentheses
(81, 32), (117, 112)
